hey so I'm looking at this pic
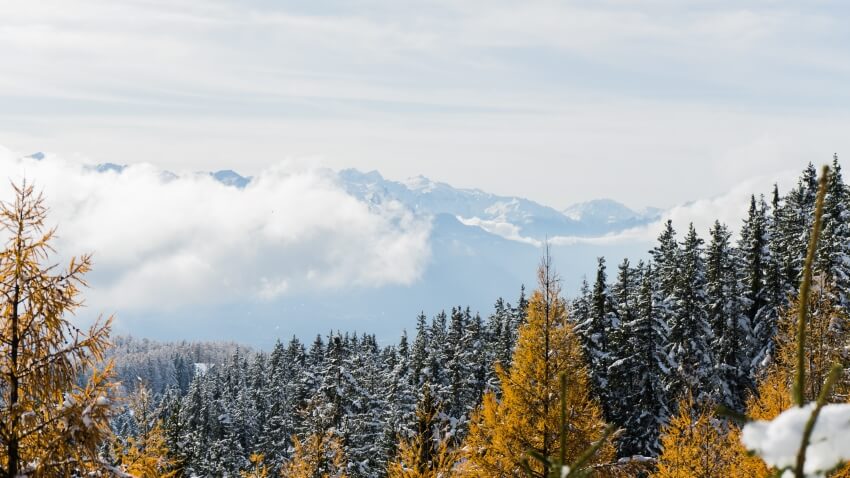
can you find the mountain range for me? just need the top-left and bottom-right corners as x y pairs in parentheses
(37, 154), (662, 346)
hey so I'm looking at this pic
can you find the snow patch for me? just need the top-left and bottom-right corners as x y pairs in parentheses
(742, 403), (850, 477)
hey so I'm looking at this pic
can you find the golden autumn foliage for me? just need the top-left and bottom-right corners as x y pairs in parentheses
(653, 396), (745, 478)
(458, 252), (613, 478)
(654, 281), (850, 478)
(280, 431), (348, 478)
(240, 453), (270, 478)
(114, 384), (178, 477)
(117, 421), (177, 478)
(387, 384), (458, 478)
(655, 167), (850, 477)
(0, 183), (119, 478)
(724, 285), (850, 477)
(387, 429), (456, 478)
(771, 281), (850, 403)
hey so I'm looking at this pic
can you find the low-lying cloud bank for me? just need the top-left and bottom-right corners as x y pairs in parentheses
(458, 168), (803, 249)
(549, 169), (801, 247)
(0, 146), (432, 313)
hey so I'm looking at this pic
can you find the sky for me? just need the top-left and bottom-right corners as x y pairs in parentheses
(2, 1), (850, 210)
(0, 144), (802, 345)
(0, 1), (847, 343)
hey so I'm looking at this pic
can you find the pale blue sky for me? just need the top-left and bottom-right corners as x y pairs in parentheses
(2, 0), (850, 209)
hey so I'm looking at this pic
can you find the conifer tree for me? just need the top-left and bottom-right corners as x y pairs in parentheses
(616, 265), (668, 457)
(653, 396), (737, 478)
(411, 312), (429, 388)
(605, 258), (639, 433)
(114, 383), (178, 477)
(668, 224), (714, 402)
(459, 247), (612, 477)
(486, 298), (513, 392)
(817, 154), (850, 310)
(0, 182), (119, 478)
(281, 431), (348, 478)
(387, 384), (457, 478)
(577, 257), (617, 421)
(739, 194), (775, 369)
(240, 453), (269, 478)
(385, 333), (417, 445)
(651, 220), (680, 300)
(706, 220), (751, 411)
(774, 164), (819, 295)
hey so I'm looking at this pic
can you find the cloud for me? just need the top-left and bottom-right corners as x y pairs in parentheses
(550, 168), (802, 247)
(456, 215), (541, 246)
(1, 0), (849, 211)
(0, 145), (432, 313)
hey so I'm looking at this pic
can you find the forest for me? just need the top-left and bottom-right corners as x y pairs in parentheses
(3, 158), (850, 477)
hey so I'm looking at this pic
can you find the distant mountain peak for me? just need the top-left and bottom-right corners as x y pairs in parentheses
(338, 168), (659, 241)
(94, 163), (126, 174)
(402, 174), (438, 192)
(210, 170), (251, 189)
(563, 198), (658, 224)
(79, 161), (660, 241)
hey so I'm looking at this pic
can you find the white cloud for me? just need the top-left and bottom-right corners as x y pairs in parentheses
(456, 215), (541, 246)
(0, 145), (432, 312)
(0, 0), (848, 211)
(550, 168), (802, 247)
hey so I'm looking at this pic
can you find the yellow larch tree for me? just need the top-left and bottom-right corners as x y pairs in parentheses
(117, 421), (177, 478)
(114, 384), (178, 477)
(0, 182), (119, 478)
(657, 279), (850, 478)
(458, 248), (613, 477)
(387, 384), (458, 478)
(724, 283), (850, 477)
(240, 453), (269, 478)
(770, 281), (850, 403)
(280, 431), (348, 478)
(652, 396), (741, 478)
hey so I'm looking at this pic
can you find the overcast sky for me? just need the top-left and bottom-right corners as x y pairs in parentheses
(2, 1), (849, 209)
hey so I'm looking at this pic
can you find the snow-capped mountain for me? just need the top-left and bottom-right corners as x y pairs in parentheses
(132, 163), (659, 241)
(338, 168), (660, 241)
(70, 159), (660, 345)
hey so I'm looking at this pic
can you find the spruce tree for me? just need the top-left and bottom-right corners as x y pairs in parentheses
(668, 223), (714, 402)
(706, 220), (751, 410)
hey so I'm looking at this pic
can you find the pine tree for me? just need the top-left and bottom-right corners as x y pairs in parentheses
(615, 264), (668, 457)
(668, 223), (714, 402)
(158, 387), (189, 476)
(0, 182), (119, 478)
(425, 312), (449, 406)
(739, 194), (775, 369)
(411, 312), (429, 389)
(817, 154), (850, 310)
(706, 220), (751, 411)
(459, 248), (613, 477)
(385, 332), (418, 446)
(774, 164), (819, 296)
(345, 334), (387, 477)
(486, 298), (512, 392)
(446, 307), (467, 420)
(651, 220), (680, 300)
(605, 258), (639, 435)
(577, 257), (617, 422)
